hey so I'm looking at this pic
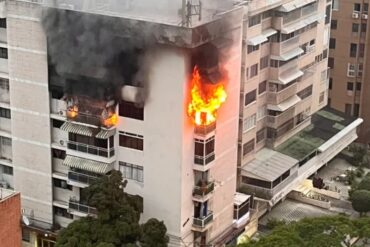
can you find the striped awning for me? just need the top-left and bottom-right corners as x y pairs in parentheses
(63, 155), (114, 174)
(61, 122), (95, 137)
(96, 128), (116, 139)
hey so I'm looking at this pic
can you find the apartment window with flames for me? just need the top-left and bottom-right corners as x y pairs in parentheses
(119, 101), (144, 121)
(194, 137), (215, 165)
(0, 48), (7, 59)
(0, 107), (10, 119)
(119, 162), (143, 182)
(243, 139), (255, 157)
(119, 132), (144, 151)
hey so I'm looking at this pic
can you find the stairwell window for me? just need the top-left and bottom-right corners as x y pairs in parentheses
(119, 162), (143, 182)
(0, 107), (10, 119)
(0, 48), (7, 59)
(119, 132), (144, 151)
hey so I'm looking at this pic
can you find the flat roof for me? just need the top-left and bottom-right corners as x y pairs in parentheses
(241, 148), (298, 182)
(277, 107), (358, 161)
(234, 192), (251, 206)
(0, 188), (18, 202)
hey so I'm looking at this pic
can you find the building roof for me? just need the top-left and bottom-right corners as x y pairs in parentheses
(273, 69), (304, 85)
(241, 148), (298, 182)
(277, 107), (361, 161)
(234, 192), (251, 206)
(0, 189), (18, 202)
(277, 0), (317, 12)
(246, 28), (277, 46)
(61, 122), (95, 137)
(281, 13), (323, 34)
(270, 47), (304, 61)
(63, 155), (114, 174)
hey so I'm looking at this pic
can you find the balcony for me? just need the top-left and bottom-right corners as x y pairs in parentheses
(193, 211), (213, 229)
(68, 199), (97, 217)
(67, 171), (98, 188)
(271, 36), (299, 56)
(193, 181), (215, 199)
(194, 153), (215, 166)
(194, 122), (216, 137)
(270, 61), (303, 85)
(67, 141), (115, 159)
(267, 107), (296, 129)
(267, 83), (298, 105)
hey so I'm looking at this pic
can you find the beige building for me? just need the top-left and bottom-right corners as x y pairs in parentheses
(328, 0), (370, 143)
(0, 0), (364, 246)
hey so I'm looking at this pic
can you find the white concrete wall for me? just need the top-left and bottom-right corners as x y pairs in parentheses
(7, 1), (53, 223)
(0, 117), (11, 133)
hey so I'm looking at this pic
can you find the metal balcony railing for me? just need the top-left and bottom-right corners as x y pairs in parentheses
(68, 171), (98, 185)
(194, 153), (215, 166)
(67, 141), (115, 158)
(69, 199), (97, 215)
(267, 83), (298, 105)
(193, 181), (215, 197)
(193, 211), (214, 228)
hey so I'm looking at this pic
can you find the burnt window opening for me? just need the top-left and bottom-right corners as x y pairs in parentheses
(192, 43), (222, 84)
(119, 101), (144, 120)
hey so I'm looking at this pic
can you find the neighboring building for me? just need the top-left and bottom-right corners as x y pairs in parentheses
(328, 0), (370, 143)
(0, 0), (363, 247)
(0, 188), (21, 247)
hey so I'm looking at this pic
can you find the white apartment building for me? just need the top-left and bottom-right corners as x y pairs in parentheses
(0, 0), (363, 247)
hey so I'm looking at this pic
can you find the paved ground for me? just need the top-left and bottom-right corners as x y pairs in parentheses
(259, 199), (336, 226)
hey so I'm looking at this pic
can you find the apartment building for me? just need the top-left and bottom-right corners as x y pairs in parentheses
(328, 0), (370, 143)
(0, 0), (363, 246)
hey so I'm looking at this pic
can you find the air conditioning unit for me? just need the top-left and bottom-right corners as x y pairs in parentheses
(352, 12), (359, 19)
(59, 110), (66, 117)
(362, 14), (368, 19)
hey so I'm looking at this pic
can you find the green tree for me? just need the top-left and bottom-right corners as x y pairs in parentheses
(351, 190), (370, 216)
(357, 176), (370, 191)
(55, 171), (168, 247)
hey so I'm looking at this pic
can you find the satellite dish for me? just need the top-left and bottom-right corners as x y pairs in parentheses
(22, 215), (30, 226)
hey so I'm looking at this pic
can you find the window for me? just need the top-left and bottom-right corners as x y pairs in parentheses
(52, 119), (64, 128)
(3, 165), (13, 175)
(243, 139), (255, 156)
(194, 137), (215, 165)
(258, 81), (267, 95)
(249, 64), (258, 78)
(0, 78), (9, 91)
(328, 57), (334, 69)
(331, 19), (337, 29)
(1, 137), (11, 147)
(262, 10), (272, 19)
(257, 106), (267, 120)
(297, 85), (313, 99)
(260, 56), (269, 70)
(329, 38), (336, 49)
(22, 229), (30, 242)
(119, 132), (143, 151)
(364, 3), (369, 13)
(361, 23), (367, 32)
(356, 82), (362, 91)
(270, 59), (279, 68)
(352, 23), (359, 33)
(319, 92), (325, 104)
(119, 101), (144, 120)
(53, 178), (72, 190)
(325, 5), (331, 24)
(0, 19), (6, 29)
(52, 149), (66, 159)
(359, 43), (365, 57)
(328, 98), (331, 107)
(350, 43), (357, 57)
(0, 107), (10, 119)
(354, 3), (361, 12)
(358, 63), (363, 76)
(54, 206), (73, 219)
(247, 45), (259, 54)
(332, 0), (339, 10)
(347, 82), (354, 91)
(119, 162), (143, 182)
(0, 48), (7, 59)
(256, 128), (266, 143)
(329, 78), (333, 90)
(243, 114), (256, 132)
(248, 14), (261, 27)
(345, 104), (352, 115)
(347, 63), (356, 77)
(354, 104), (360, 117)
(245, 90), (256, 106)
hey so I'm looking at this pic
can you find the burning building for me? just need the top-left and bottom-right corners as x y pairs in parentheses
(0, 0), (364, 246)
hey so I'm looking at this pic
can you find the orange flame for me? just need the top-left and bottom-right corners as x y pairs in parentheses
(103, 113), (118, 128)
(188, 66), (227, 126)
(67, 105), (78, 118)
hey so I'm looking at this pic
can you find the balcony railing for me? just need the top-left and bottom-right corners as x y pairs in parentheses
(193, 181), (215, 197)
(68, 112), (102, 127)
(272, 36), (300, 55)
(194, 153), (215, 166)
(267, 83), (298, 105)
(67, 141), (115, 158)
(266, 107), (295, 129)
(69, 199), (97, 216)
(68, 171), (98, 185)
(193, 211), (214, 228)
(194, 122), (216, 136)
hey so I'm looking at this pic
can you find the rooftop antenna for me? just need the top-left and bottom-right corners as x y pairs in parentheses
(181, 0), (202, 27)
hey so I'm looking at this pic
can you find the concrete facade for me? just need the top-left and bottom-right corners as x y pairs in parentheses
(0, 189), (21, 247)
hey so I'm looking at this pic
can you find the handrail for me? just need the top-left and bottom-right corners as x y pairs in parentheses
(67, 140), (115, 158)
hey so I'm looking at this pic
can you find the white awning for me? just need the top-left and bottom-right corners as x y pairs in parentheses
(96, 128), (116, 139)
(277, 0), (316, 12)
(246, 28), (277, 46)
(241, 148), (298, 182)
(61, 122), (95, 137)
(270, 47), (304, 61)
(267, 95), (301, 111)
(63, 155), (114, 174)
(281, 13), (322, 34)
(273, 69), (304, 85)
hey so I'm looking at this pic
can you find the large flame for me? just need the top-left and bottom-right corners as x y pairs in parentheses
(188, 66), (227, 126)
(103, 113), (118, 128)
(67, 105), (78, 118)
